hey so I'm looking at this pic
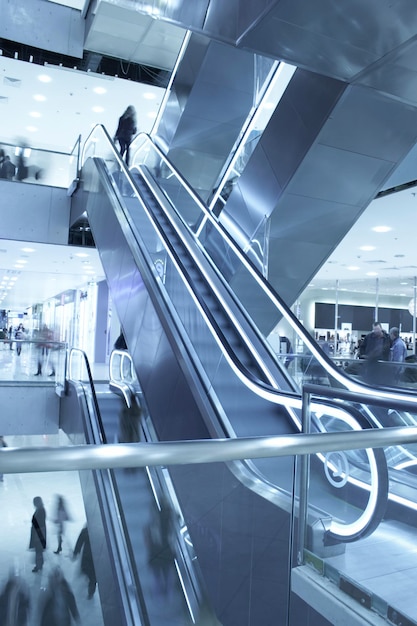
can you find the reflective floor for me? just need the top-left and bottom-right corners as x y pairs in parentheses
(0, 432), (104, 626)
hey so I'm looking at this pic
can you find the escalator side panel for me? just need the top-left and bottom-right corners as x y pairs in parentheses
(77, 159), (295, 625)
(60, 382), (129, 626)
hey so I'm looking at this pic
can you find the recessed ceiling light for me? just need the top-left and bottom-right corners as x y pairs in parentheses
(93, 87), (107, 95)
(143, 92), (156, 100)
(92, 106), (104, 113)
(372, 225), (392, 233)
(33, 94), (46, 102)
(75, 253), (89, 258)
(147, 111), (157, 119)
(26, 126), (38, 132)
(38, 74), (52, 83)
(359, 245), (376, 251)
(400, 282), (409, 285)
(366, 272), (378, 276)
(29, 111), (41, 118)
(347, 266), (360, 271)
(21, 248), (35, 253)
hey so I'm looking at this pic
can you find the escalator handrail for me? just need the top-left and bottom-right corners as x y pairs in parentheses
(83, 124), (417, 409)
(68, 347), (107, 443)
(127, 130), (417, 403)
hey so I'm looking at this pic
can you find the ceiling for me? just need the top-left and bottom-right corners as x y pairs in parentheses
(0, 51), (165, 314)
(310, 163), (417, 302)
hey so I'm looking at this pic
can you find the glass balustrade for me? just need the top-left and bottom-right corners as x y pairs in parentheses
(0, 136), (81, 189)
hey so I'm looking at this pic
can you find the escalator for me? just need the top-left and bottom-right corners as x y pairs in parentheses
(73, 126), (416, 625)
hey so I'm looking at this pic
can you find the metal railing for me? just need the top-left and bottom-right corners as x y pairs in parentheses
(0, 415), (416, 475)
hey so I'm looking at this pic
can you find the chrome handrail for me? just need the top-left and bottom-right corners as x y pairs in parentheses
(1, 425), (417, 474)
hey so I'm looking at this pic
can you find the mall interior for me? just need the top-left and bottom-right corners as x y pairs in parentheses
(2, 1), (417, 625)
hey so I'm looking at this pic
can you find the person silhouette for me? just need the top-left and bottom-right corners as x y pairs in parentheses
(114, 105), (137, 165)
(29, 496), (46, 572)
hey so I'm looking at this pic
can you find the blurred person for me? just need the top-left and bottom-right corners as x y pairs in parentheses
(0, 572), (30, 626)
(389, 327), (407, 383)
(114, 330), (127, 350)
(0, 436), (7, 482)
(29, 496), (46, 572)
(34, 324), (55, 376)
(0, 327), (8, 348)
(114, 105), (137, 165)
(39, 567), (80, 626)
(117, 401), (141, 444)
(359, 321), (391, 384)
(145, 496), (178, 595)
(0, 155), (16, 180)
(73, 526), (97, 599)
(53, 495), (71, 555)
(14, 323), (25, 356)
(279, 336), (294, 368)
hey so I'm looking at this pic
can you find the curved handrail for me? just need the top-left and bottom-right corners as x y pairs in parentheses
(68, 347), (106, 443)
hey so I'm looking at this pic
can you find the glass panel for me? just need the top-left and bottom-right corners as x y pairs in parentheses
(0, 338), (66, 385)
(0, 433), (104, 625)
(292, 411), (417, 625)
(0, 140), (79, 188)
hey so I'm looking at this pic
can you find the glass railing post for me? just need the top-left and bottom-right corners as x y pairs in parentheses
(297, 387), (311, 565)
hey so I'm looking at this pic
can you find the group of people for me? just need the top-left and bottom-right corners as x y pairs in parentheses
(0, 149), (16, 180)
(29, 495), (96, 595)
(358, 322), (407, 384)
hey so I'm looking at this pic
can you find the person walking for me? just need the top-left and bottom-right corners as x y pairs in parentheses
(40, 567), (80, 625)
(73, 526), (97, 599)
(53, 495), (71, 554)
(114, 105), (137, 166)
(29, 496), (46, 572)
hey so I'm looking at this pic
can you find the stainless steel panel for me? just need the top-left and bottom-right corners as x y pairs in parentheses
(0, 181), (70, 245)
(0, 0), (84, 57)
(156, 36), (257, 197)
(219, 71), (417, 329)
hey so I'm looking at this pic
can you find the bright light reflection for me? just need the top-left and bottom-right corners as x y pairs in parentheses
(372, 225), (392, 233)
(38, 74), (52, 83)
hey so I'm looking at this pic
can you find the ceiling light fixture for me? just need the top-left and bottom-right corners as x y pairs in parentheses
(372, 225), (392, 233)
(33, 94), (46, 102)
(38, 74), (52, 83)
(359, 245), (376, 251)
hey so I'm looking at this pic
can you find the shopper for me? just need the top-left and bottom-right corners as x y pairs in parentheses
(359, 321), (391, 384)
(53, 495), (71, 554)
(73, 526), (97, 599)
(114, 105), (137, 166)
(29, 496), (46, 572)
(389, 327), (407, 384)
